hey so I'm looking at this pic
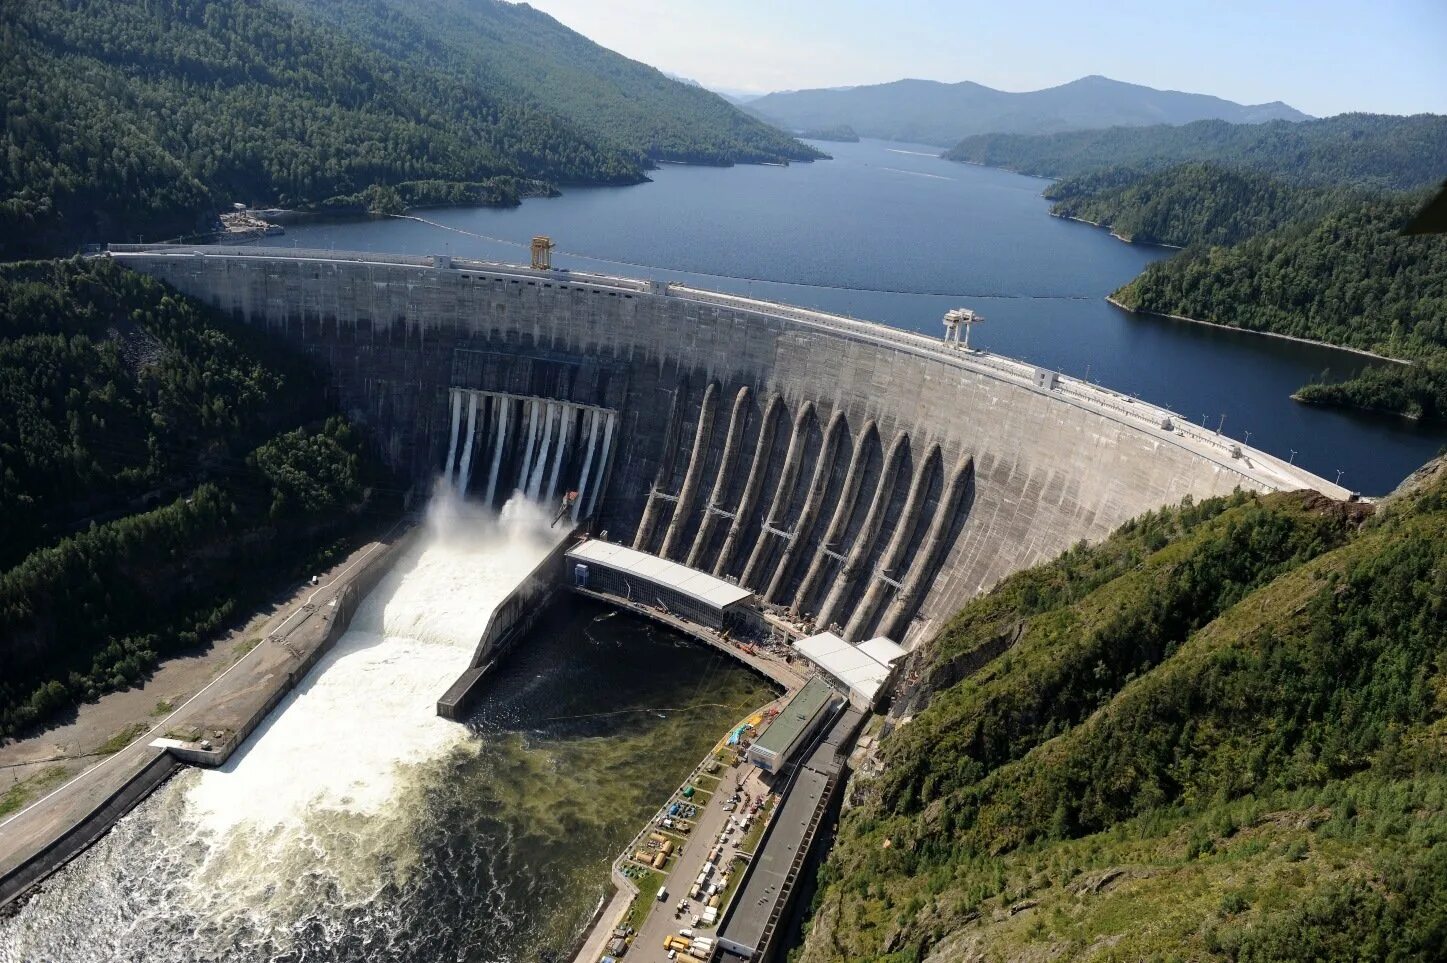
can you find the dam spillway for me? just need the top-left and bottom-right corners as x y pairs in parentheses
(0, 498), (775, 962)
(109, 245), (1344, 647)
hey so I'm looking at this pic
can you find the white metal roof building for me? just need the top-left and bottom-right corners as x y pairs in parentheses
(566, 538), (756, 629)
(858, 635), (907, 667)
(793, 631), (902, 708)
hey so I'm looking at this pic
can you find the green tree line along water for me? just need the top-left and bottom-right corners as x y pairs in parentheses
(796, 463), (1447, 962)
(0, 258), (393, 739)
(947, 115), (1447, 422)
(0, 0), (819, 259)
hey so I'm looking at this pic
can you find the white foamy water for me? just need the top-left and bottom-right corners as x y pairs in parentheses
(0, 491), (562, 962)
(186, 493), (555, 836)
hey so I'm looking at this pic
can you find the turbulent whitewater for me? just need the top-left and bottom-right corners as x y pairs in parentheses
(0, 496), (773, 963)
(0, 496), (557, 961)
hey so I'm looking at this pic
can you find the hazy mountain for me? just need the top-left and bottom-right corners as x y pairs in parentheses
(2, 0), (818, 257)
(747, 75), (1309, 145)
(284, 0), (821, 168)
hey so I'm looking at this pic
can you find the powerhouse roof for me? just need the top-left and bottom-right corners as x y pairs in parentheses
(794, 632), (897, 703)
(567, 539), (755, 611)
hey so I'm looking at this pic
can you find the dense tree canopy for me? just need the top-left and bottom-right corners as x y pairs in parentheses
(946, 113), (1447, 192)
(1112, 193), (1447, 358)
(0, 258), (389, 738)
(954, 112), (1447, 422)
(0, 0), (817, 258)
(284, 0), (823, 169)
(797, 465), (1447, 962)
(1045, 163), (1358, 248)
(1110, 191), (1447, 421)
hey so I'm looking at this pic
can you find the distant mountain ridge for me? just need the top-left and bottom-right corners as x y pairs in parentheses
(747, 75), (1309, 145)
(0, 0), (818, 259)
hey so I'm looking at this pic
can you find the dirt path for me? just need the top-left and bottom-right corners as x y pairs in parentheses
(0, 540), (384, 812)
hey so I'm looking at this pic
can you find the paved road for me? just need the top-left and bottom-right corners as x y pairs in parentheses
(629, 756), (756, 963)
(0, 536), (394, 897)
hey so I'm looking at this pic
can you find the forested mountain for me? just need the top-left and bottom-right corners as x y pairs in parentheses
(283, 0), (821, 169)
(947, 113), (1447, 191)
(1045, 163), (1356, 248)
(1111, 191), (1447, 421)
(797, 462), (1447, 962)
(0, 258), (390, 738)
(0, 0), (816, 259)
(953, 113), (1447, 422)
(1112, 193), (1445, 358)
(747, 75), (1306, 147)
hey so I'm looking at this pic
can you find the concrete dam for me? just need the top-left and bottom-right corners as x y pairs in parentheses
(110, 245), (1345, 649)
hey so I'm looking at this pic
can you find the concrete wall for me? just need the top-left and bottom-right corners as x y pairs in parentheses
(0, 753), (180, 909)
(111, 246), (1342, 648)
(437, 530), (577, 718)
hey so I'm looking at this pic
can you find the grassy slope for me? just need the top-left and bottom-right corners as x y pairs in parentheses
(795, 465), (1447, 962)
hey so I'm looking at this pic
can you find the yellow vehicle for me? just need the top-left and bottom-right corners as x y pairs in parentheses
(664, 935), (692, 952)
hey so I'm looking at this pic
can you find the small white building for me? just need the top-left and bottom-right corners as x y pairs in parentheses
(792, 632), (903, 709)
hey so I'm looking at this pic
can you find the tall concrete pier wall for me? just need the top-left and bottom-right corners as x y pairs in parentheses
(110, 246), (1343, 647)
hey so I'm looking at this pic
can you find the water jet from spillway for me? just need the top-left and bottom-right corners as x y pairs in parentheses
(0, 491), (561, 962)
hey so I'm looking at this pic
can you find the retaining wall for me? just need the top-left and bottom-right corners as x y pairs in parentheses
(437, 528), (577, 718)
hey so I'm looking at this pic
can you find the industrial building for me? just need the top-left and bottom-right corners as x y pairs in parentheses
(567, 538), (756, 631)
(791, 632), (905, 708)
(719, 706), (866, 962)
(745, 677), (841, 775)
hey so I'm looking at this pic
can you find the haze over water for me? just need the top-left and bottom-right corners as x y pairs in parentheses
(275, 138), (1445, 494)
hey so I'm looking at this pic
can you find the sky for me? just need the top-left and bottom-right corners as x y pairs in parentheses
(525, 0), (1446, 117)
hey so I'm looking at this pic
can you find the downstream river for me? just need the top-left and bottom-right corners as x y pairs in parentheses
(0, 500), (773, 962)
(274, 138), (1443, 495)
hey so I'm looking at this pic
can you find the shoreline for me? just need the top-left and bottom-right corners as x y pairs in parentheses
(1050, 211), (1184, 250)
(0, 524), (413, 910)
(1105, 295), (1413, 364)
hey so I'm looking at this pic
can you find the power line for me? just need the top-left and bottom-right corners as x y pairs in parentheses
(385, 214), (1098, 302)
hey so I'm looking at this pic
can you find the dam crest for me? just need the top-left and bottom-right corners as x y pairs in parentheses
(109, 245), (1345, 648)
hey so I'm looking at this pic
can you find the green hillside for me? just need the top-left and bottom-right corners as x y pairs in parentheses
(1110, 190), (1447, 422)
(950, 113), (1447, 423)
(285, 0), (822, 169)
(0, 258), (391, 738)
(1112, 192), (1446, 358)
(1045, 163), (1355, 248)
(946, 114), (1447, 192)
(0, 0), (816, 259)
(796, 465), (1447, 962)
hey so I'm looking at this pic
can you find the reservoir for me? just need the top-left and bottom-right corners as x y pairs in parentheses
(272, 138), (1444, 495)
(0, 500), (773, 962)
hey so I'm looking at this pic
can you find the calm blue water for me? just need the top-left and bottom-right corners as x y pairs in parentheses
(272, 139), (1444, 494)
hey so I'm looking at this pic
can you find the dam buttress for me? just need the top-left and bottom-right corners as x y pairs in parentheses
(109, 245), (1346, 648)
